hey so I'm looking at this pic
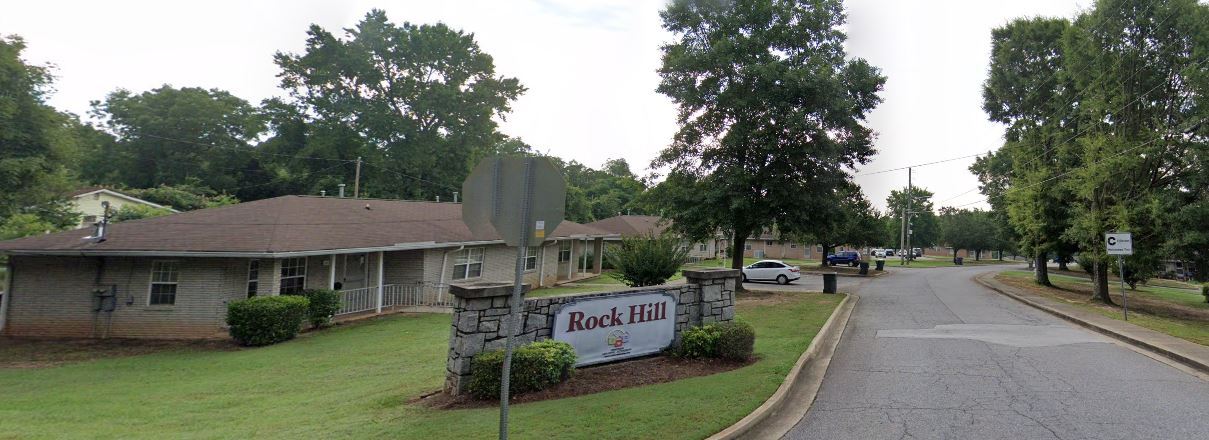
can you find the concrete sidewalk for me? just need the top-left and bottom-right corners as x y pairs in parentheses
(977, 272), (1209, 375)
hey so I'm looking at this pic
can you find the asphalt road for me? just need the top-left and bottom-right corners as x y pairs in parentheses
(783, 265), (1209, 440)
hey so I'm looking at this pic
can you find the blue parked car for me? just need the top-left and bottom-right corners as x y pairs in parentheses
(826, 251), (862, 267)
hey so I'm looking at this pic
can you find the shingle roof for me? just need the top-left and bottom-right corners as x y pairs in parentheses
(0, 195), (615, 256)
(585, 215), (670, 237)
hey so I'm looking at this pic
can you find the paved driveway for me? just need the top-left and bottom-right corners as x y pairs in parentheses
(784, 265), (1209, 439)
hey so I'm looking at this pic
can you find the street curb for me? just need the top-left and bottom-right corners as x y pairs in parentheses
(974, 273), (1209, 375)
(707, 293), (858, 440)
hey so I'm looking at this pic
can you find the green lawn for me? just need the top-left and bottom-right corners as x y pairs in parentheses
(527, 275), (629, 298)
(0, 292), (844, 439)
(1002, 270), (1207, 310)
(894, 257), (1019, 268)
(998, 271), (1209, 346)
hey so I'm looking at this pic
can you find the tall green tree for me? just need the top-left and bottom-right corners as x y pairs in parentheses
(651, 0), (885, 272)
(1062, 0), (1208, 301)
(0, 35), (79, 233)
(275, 9), (524, 200)
(886, 187), (939, 250)
(982, 17), (1076, 285)
(89, 85), (266, 195)
(808, 183), (883, 266)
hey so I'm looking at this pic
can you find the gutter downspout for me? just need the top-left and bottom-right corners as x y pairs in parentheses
(442, 245), (464, 304)
(0, 260), (12, 335)
(439, 245), (466, 294)
(538, 243), (547, 287)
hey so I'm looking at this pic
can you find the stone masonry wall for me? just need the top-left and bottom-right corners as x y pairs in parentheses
(444, 269), (737, 395)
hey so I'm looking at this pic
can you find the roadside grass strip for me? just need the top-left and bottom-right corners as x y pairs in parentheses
(0, 292), (843, 439)
(997, 271), (1209, 346)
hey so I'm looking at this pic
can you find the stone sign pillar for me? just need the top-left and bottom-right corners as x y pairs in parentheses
(444, 282), (533, 395)
(443, 269), (739, 396)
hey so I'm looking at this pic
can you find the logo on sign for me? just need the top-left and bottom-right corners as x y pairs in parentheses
(553, 292), (676, 366)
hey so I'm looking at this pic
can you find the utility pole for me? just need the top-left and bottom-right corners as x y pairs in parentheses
(906, 167), (913, 266)
(353, 156), (362, 198)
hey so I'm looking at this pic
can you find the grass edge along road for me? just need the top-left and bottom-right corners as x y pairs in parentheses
(997, 270), (1209, 346)
(0, 291), (844, 439)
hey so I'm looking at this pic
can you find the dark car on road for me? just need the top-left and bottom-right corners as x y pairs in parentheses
(825, 251), (862, 267)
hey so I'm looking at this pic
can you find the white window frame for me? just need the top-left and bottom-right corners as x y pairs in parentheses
(698, 244), (707, 251)
(558, 241), (572, 262)
(246, 260), (260, 297)
(524, 246), (538, 272)
(147, 260), (179, 306)
(279, 257), (307, 295)
(744, 243), (752, 250)
(453, 248), (485, 280)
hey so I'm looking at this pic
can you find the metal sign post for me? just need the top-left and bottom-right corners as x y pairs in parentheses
(462, 157), (566, 440)
(1106, 232), (1133, 320)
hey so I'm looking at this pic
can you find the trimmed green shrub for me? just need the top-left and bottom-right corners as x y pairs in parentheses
(678, 321), (756, 360)
(715, 320), (756, 361)
(466, 340), (577, 400)
(226, 296), (310, 346)
(605, 232), (689, 287)
(301, 289), (342, 328)
(678, 324), (720, 358)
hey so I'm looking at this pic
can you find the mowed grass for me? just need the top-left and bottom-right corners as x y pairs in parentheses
(0, 292), (844, 439)
(998, 271), (1209, 346)
(896, 257), (1021, 268)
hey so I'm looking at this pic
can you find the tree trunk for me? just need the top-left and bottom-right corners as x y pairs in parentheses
(975, 250), (982, 261)
(1034, 252), (1051, 286)
(1091, 260), (1114, 304)
(731, 234), (747, 291)
(821, 244), (836, 267)
(952, 248), (958, 262)
(1058, 254), (1069, 271)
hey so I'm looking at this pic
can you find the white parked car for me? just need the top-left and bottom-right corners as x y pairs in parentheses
(741, 260), (801, 284)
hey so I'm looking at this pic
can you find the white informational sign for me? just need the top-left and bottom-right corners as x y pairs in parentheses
(553, 291), (676, 366)
(1106, 232), (1133, 255)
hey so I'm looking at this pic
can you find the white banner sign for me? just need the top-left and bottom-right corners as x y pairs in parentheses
(1106, 232), (1133, 255)
(553, 291), (676, 366)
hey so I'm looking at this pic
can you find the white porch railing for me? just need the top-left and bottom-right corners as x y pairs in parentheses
(335, 283), (452, 316)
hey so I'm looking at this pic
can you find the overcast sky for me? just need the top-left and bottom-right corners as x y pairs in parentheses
(2, 0), (1086, 211)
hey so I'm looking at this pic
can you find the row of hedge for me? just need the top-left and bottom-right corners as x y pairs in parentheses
(225, 289), (342, 346)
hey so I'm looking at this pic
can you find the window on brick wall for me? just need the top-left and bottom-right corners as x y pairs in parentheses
(558, 241), (572, 262)
(524, 246), (538, 271)
(246, 260), (260, 297)
(453, 248), (484, 280)
(279, 257), (307, 295)
(148, 261), (179, 305)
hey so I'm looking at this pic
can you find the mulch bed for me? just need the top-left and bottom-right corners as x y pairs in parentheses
(415, 355), (754, 409)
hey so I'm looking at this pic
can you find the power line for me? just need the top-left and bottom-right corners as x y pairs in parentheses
(854, 152), (987, 177)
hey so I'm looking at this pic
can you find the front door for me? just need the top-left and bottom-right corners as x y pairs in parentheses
(338, 253), (369, 290)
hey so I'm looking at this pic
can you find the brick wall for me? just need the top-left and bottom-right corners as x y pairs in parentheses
(5, 255), (244, 339)
(443, 269), (738, 395)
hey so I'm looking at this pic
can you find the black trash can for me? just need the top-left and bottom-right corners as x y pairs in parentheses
(875, 260), (885, 271)
(859, 261), (869, 275)
(823, 273), (837, 294)
(955, 257), (964, 266)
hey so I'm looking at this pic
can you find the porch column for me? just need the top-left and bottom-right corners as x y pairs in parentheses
(328, 254), (337, 290)
(567, 239), (575, 279)
(375, 251), (384, 313)
(0, 260), (13, 334)
(593, 238), (604, 274)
